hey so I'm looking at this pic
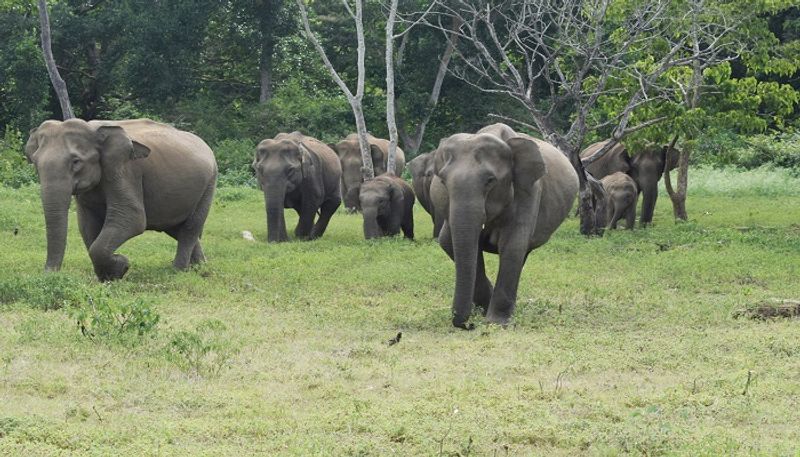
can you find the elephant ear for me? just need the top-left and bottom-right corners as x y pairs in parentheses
(507, 137), (546, 195)
(387, 179), (405, 234)
(299, 142), (323, 203)
(24, 127), (39, 164)
(370, 143), (386, 175)
(97, 126), (150, 163)
(328, 143), (340, 157)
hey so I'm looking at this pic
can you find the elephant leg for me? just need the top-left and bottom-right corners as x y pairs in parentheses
(294, 205), (316, 240)
(166, 228), (206, 266)
(77, 204), (105, 250)
(311, 196), (340, 239)
(486, 249), (528, 326)
(439, 224), (493, 311)
(173, 182), (214, 269)
(609, 205), (623, 230)
(401, 204), (414, 240)
(625, 204), (636, 230)
(88, 221), (144, 281)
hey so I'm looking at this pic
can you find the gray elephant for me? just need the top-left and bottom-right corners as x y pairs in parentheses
(24, 118), (217, 281)
(353, 174), (415, 240)
(408, 151), (443, 237)
(581, 140), (677, 226)
(330, 134), (406, 211)
(599, 172), (638, 230)
(253, 132), (342, 243)
(432, 123), (578, 328)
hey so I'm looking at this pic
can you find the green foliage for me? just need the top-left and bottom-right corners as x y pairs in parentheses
(68, 296), (160, 344)
(0, 126), (36, 188)
(693, 130), (800, 173)
(0, 274), (85, 311)
(167, 320), (239, 378)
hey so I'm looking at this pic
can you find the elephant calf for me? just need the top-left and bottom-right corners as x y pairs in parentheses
(432, 123), (578, 328)
(600, 172), (638, 230)
(253, 132), (342, 242)
(355, 174), (415, 240)
(408, 151), (444, 238)
(25, 118), (217, 281)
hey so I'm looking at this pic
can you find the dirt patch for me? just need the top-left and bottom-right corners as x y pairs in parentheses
(734, 299), (800, 320)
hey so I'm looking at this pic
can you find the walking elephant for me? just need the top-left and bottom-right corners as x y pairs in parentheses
(330, 134), (406, 211)
(24, 118), (217, 281)
(252, 132), (342, 242)
(581, 140), (677, 226)
(408, 151), (443, 237)
(432, 123), (578, 328)
(353, 174), (414, 240)
(599, 172), (638, 230)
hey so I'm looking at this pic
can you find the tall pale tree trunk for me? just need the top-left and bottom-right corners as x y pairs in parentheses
(37, 0), (73, 120)
(384, 0), (399, 175)
(663, 135), (688, 221)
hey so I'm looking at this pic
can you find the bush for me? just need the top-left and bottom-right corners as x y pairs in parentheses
(213, 138), (258, 187)
(68, 296), (160, 344)
(0, 126), (37, 188)
(167, 320), (238, 378)
(693, 130), (800, 174)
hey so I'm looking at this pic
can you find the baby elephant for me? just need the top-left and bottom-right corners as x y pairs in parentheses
(253, 132), (342, 242)
(355, 174), (415, 240)
(600, 172), (638, 230)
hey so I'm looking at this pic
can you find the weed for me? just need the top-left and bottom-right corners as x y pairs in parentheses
(167, 320), (239, 378)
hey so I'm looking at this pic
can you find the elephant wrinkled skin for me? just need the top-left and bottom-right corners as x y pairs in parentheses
(25, 118), (217, 281)
(330, 134), (406, 211)
(355, 174), (415, 240)
(253, 132), (342, 242)
(432, 123), (578, 328)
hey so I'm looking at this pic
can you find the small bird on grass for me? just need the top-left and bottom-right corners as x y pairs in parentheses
(387, 332), (402, 346)
(13, 226), (18, 236)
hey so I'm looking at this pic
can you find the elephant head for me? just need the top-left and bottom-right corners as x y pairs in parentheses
(434, 132), (546, 326)
(354, 175), (406, 239)
(252, 138), (319, 242)
(582, 172), (608, 237)
(24, 119), (150, 272)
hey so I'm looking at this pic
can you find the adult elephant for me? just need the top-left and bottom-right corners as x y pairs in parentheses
(330, 134), (406, 211)
(581, 140), (678, 226)
(432, 123), (578, 328)
(252, 132), (342, 243)
(24, 118), (217, 281)
(354, 174), (415, 240)
(408, 151), (443, 237)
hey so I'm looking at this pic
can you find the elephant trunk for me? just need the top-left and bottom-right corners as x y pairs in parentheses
(40, 176), (73, 272)
(448, 199), (484, 328)
(362, 207), (382, 239)
(264, 183), (289, 242)
(639, 182), (658, 226)
(343, 176), (362, 211)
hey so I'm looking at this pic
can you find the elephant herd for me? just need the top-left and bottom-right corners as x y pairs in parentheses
(22, 117), (670, 328)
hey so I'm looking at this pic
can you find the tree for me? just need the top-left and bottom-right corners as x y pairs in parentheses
(296, 0), (375, 180)
(385, 0), (400, 174)
(424, 0), (742, 234)
(36, 0), (73, 119)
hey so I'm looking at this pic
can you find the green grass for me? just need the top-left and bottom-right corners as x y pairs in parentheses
(1, 172), (800, 456)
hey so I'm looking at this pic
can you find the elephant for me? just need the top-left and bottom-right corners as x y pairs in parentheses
(353, 174), (415, 240)
(581, 140), (678, 226)
(24, 118), (217, 281)
(252, 132), (342, 243)
(432, 123), (578, 328)
(408, 151), (444, 237)
(329, 134), (406, 211)
(599, 172), (638, 230)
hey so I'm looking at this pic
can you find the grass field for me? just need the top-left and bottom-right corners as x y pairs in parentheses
(1, 168), (800, 456)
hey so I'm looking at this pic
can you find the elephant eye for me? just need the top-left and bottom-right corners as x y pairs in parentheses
(71, 157), (82, 171)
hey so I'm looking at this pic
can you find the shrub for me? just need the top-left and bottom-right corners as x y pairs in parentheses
(0, 126), (37, 188)
(68, 296), (160, 344)
(167, 320), (238, 378)
(213, 138), (258, 187)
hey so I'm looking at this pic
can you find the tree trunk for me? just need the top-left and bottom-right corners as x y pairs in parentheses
(663, 137), (689, 222)
(37, 0), (74, 120)
(259, 39), (274, 103)
(384, 0), (399, 175)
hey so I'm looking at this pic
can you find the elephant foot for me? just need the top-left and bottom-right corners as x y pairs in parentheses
(95, 254), (129, 282)
(485, 312), (510, 327)
(452, 316), (476, 330)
